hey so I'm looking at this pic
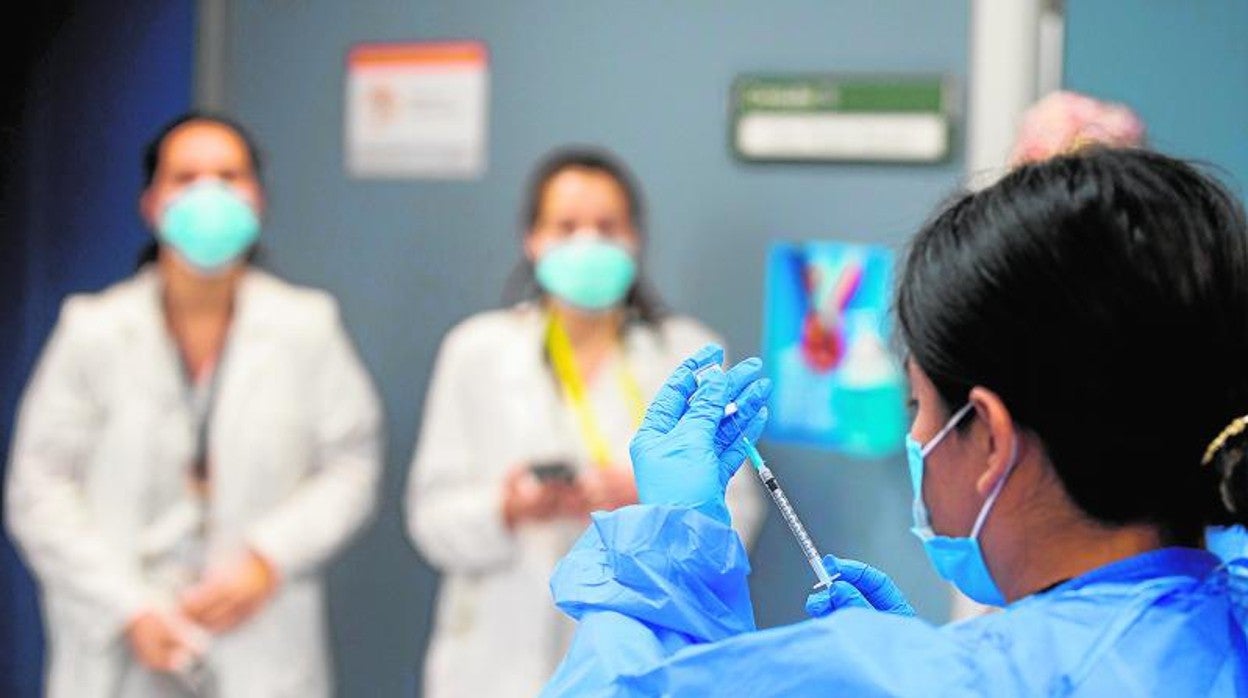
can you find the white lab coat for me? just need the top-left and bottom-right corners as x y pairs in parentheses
(6, 268), (382, 698)
(406, 305), (764, 698)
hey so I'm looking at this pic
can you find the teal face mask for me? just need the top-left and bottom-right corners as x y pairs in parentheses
(159, 181), (260, 275)
(907, 403), (1017, 606)
(534, 236), (637, 311)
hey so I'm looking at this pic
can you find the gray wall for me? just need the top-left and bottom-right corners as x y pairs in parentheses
(1065, 0), (1248, 200)
(222, 2), (967, 695)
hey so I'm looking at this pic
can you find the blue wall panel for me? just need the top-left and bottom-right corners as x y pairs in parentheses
(1065, 1), (1248, 198)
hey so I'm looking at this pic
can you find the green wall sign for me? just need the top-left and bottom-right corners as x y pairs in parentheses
(731, 75), (952, 163)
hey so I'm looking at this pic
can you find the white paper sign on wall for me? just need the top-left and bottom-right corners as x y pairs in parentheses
(345, 41), (489, 179)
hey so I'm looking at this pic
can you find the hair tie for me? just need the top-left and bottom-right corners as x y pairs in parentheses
(1203, 415), (1248, 467)
(1204, 416), (1248, 515)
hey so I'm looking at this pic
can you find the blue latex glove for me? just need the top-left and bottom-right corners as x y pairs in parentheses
(804, 555), (916, 618)
(631, 344), (771, 524)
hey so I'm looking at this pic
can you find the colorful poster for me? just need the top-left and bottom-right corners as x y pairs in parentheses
(762, 240), (905, 457)
(345, 41), (489, 179)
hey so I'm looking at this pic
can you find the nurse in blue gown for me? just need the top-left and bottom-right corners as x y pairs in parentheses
(541, 148), (1248, 696)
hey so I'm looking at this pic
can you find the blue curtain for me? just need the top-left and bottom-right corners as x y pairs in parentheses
(0, 3), (194, 695)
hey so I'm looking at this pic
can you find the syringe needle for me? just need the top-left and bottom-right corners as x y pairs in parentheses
(694, 364), (837, 590)
(742, 437), (837, 590)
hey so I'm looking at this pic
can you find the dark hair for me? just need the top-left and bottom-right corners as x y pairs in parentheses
(897, 147), (1248, 543)
(136, 111), (265, 267)
(142, 110), (264, 187)
(503, 145), (666, 324)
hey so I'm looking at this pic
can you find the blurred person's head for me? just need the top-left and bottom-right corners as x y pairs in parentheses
(138, 112), (266, 277)
(898, 147), (1248, 601)
(508, 146), (664, 323)
(1009, 91), (1145, 166)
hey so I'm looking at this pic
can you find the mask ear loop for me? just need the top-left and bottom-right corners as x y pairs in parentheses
(969, 434), (1020, 539)
(920, 403), (976, 458)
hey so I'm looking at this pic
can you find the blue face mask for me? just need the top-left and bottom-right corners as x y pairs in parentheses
(534, 235), (637, 312)
(159, 180), (260, 275)
(907, 403), (1017, 606)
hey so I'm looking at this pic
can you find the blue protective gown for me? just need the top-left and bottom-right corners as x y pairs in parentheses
(542, 506), (1248, 697)
(1210, 525), (1248, 563)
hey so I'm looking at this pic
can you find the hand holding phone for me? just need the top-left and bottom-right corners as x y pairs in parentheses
(503, 462), (583, 529)
(529, 460), (576, 484)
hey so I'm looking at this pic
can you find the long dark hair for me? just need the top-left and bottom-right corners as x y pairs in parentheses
(135, 111), (265, 268)
(896, 147), (1248, 544)
(503, 146), (666, 325)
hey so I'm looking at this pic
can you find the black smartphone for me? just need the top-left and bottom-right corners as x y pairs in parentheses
(530, 460), (577, 484)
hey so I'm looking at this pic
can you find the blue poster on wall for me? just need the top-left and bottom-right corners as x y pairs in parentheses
(762, 240), (905, 457)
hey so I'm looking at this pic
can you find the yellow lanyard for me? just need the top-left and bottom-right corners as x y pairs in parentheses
(546, 313), (647, 468)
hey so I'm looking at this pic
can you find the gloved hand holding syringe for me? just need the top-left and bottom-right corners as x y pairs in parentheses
(695, 364), (838, 591)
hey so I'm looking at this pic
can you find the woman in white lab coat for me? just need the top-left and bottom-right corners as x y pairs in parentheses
(5, 113), (382, 697)
(406, 147), (763, 698)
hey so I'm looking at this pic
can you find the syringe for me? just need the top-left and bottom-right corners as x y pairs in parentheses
(696, 367), (837, 591)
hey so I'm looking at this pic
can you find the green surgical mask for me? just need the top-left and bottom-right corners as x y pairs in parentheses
(534, 237), (638, 311)
(159, 181), (260, 275)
